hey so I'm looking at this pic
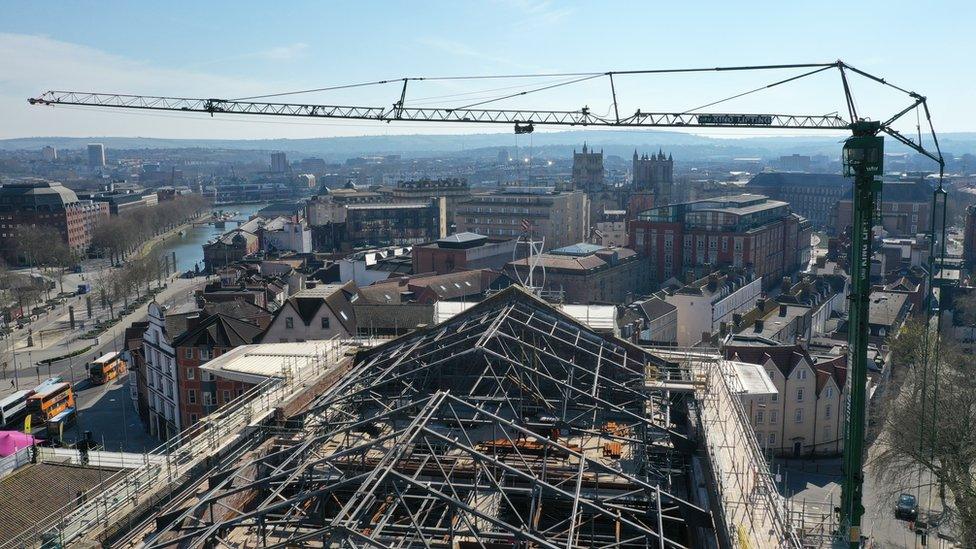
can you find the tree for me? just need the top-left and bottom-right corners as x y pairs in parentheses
(39, 241), (79, 295)
(873, 320), (976, 544)
(13, 225), (60, 271)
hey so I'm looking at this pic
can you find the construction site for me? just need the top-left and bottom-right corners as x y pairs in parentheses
(0, 287), (799, 548)
(5, 61), (950, 547)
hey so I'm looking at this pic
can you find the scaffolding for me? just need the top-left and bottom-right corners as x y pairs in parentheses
(135, 287), (718, 548)
(655, 348), (802, 548)
(1, 340), (348, 549)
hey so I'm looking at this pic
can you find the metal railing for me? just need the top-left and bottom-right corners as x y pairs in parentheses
(2, 340), (347, 548)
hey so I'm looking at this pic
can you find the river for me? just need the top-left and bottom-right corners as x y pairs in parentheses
(152, 203), (268, 273)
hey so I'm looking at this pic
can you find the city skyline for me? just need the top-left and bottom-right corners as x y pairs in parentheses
(1, 0), (974, 140)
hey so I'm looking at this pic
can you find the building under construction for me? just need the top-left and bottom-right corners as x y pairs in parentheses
(4, 287), (796, 548)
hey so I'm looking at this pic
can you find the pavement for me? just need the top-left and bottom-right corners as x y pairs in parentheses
(0, 276), (209, 401)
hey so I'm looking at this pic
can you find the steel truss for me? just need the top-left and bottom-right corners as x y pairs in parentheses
(142, 288), (710, 548)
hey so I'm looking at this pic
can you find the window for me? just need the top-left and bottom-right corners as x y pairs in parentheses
(770, 410), (778, 424)
(797, 388), (804, 402)
(795, 408), (803, 423)
(186, 368), (195, 380)
(321, 316), (330, 329)
(184, 348), (192, 359)
(202, 371), (214, 382)
(203, 392), (213, 406)
(825, 387), (834, 399)
(771, 392), (778, 402)
(285, 317), (294, 329)
(825, 404), (832, 419)
(200, 348), (210, 360)
(797, 368), (807, 380)
(768, 432), (776, 445)
(222, 390), (230, 403)
(188, 389), (197, 404)
(756, 410), (765, 424)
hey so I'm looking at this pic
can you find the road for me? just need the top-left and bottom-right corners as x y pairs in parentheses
(0, 276), (209, 401)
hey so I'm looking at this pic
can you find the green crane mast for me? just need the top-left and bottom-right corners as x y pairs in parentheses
(28, 61), (944, 547)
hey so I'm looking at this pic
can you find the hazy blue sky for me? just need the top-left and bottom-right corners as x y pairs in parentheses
(1, 0), (972, 139)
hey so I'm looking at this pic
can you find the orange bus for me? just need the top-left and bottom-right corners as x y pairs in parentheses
(88, 351), (127, 385)
(27, 382), (75, 422)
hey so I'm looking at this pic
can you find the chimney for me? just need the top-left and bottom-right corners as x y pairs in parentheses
(779, 304), (788, 317)
(782, 276), (792, 291)
(732, 312), (743, 327)
(719, 322), (728, 337)
(754, 319), (764, 332)
(756, 298), (766, 311)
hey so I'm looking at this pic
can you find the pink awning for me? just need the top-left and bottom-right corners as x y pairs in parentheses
(0, 430), (35, 457)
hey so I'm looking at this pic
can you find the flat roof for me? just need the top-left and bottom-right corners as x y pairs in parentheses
(200, 341), (351, 384)
(728, 360), (778, 396)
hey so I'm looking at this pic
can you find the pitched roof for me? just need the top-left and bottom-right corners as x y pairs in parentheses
(813, 355), (848, 395)
(172, 313), (265, 348)
(274, 281), (359, 334)
(723, 341), (813, 379)
(636, 296), (676, 321)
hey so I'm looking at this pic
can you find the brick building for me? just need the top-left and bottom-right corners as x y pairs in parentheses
(629, 194), (811, 288)
(412, 232), (517, 275)
(505, 243), (648, 304)
(454, 187), (589, 250)
(172, 313), (264, 428)
(0, 180), (109, 262)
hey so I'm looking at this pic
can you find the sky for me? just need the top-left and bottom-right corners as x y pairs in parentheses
(1, 0), (973, 140)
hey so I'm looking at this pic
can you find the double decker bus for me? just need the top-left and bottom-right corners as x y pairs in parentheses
(0, 390), (32, 428)
(88, 352), (126, 385)
(27, 382), (74, 422)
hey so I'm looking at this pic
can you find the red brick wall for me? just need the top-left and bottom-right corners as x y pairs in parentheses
(176, 345), (251, 428)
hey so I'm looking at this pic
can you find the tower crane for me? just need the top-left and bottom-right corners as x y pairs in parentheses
(29, 60), (945, 547)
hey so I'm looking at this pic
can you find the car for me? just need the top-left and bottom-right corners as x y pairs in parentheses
(895, 493), (918, 521)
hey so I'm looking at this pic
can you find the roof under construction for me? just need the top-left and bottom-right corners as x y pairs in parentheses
(137, 286), (717, 547)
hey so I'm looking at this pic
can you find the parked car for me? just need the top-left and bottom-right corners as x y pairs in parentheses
(895, 493), (918, 521)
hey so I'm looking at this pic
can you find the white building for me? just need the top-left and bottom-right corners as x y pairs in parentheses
(725, 338), (848, 456)
(666, 272), (762, 346)
(261, 218), (312, 254)
(143, 302), (186, 440)
(261, 283), (360, 343)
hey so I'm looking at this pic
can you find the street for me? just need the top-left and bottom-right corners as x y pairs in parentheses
(0, 276), (207, 401)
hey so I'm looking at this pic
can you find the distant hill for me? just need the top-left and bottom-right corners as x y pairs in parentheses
(1, 130), (973, 160)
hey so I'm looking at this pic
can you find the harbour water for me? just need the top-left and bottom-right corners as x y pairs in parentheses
(152, 203), (267, 273)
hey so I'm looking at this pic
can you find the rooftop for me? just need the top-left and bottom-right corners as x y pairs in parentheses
(434, 231), (488, 249)
(200, 341), (348, 384)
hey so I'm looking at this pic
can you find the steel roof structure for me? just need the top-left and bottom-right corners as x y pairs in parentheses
(138, 287), (716, 548)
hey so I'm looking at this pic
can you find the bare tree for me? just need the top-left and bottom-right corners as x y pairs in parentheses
(873, 320), (976, 544)
(14, 225), (60, 271)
